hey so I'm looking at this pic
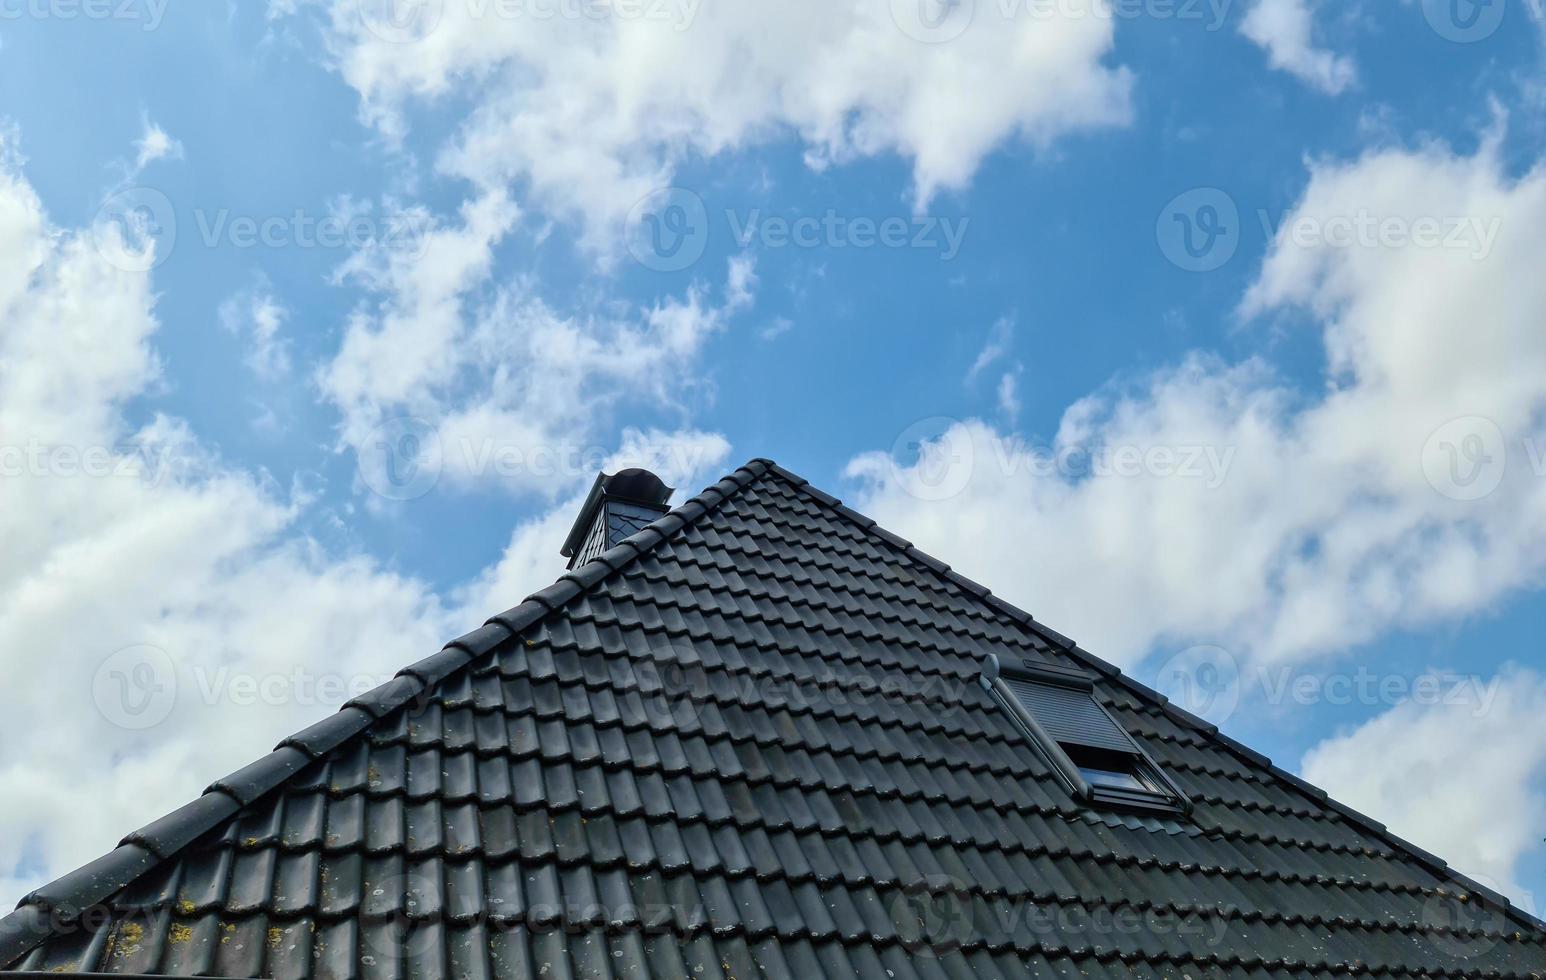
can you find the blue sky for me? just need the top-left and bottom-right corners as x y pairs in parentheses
(3, 0), (1546, 915)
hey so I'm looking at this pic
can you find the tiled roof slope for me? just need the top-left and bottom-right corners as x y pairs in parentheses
(4, 459), (1545, 978)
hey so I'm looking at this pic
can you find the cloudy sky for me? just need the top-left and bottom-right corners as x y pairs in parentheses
(3, 0), (1546, 917)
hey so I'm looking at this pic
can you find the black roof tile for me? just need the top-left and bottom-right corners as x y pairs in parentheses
(6, 459), (1546, 977)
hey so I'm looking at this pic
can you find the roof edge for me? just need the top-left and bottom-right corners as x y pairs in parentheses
(0, 459), (772, 969)
(757, 460), (1546, 940)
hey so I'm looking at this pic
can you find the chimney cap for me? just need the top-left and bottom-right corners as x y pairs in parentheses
(560, 468), (675, 561)
(602, 468), (673, 505)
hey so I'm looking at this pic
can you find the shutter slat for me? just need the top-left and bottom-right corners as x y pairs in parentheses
(1004, 679), (1136, 754)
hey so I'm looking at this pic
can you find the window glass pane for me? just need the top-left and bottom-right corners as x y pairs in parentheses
(1077, 766), (1152, 793)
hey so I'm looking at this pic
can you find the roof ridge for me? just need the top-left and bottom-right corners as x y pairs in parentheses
(756, 460), (1546, 942)
(0, 459), (774, 968)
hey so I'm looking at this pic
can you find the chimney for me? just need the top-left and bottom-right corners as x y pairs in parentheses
(560, 468), (675, 569)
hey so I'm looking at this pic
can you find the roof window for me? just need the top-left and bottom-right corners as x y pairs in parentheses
(982, 656), (1189, 817)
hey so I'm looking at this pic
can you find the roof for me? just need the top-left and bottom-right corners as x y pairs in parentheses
(4, 458), (1545, 978)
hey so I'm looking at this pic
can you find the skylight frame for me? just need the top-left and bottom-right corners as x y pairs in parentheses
(981, 655), (1192, 818)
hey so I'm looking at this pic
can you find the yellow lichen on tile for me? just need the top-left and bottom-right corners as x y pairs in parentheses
(267, 927), (284, 948)
(169, 923), (193, 945)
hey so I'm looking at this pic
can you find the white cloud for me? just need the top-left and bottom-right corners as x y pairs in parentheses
(132, 116), (184, 173)
(320, 188), (752, 498)
(304, 0), (1132, 250)
(725, 254), (757, 314)
(846, 133), (1546, 668)
(968, 316), (1023, 421)
(998, 369), (1023, 420)
(321, 191), (519, 415)
(967, 315), (1015, 383)
(760, 316), (794, 342)
(219, 279), (291, 381)
(1240, 0), (1356, 95)
(0, 137), (732, 904)
(1302, 666), (1546, 904)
